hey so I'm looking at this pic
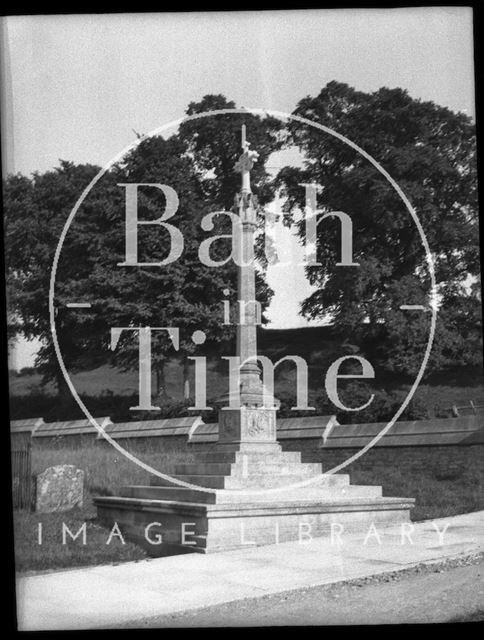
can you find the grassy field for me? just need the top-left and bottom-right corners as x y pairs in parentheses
(10, 326), (484, 418)
(12, 440), (484, 573)
(9, 361), (484, 427)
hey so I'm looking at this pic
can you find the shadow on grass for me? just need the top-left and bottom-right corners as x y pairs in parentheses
(13, 496), (147, 573)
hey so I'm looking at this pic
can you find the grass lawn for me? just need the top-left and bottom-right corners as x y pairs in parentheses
(12, 440), (484, 573)
(13, 444), (196, 573)
(30, 443), (195, 496)
(350, 461), (484, 521)
(9, 324), (484, 418)
(13, 496), (147, 573)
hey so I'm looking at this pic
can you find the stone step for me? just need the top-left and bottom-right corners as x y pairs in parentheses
(182, 504), (408, 552)
(187, 452), (237, 464)
(120, 482), (382, 504)
(215, 442), (283, 455)
(220, 483), (383, 501)
(232, 462), (323, 476)
(151, 475), (227, 489)
(95, 492), (414, 556)
(190, 450), (303, 464)
(233, 451), (302, 463)
(151, 473), (325, 490)
(151, 470), (349, 490)
(224, 474), (350, 490)
(120, 485), (217, 504)
(174, 463), (233, 476)
(172, 461), (324, 478)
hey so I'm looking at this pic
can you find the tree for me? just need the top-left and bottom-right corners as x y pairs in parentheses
(276, 81), (480, 377)
(4, 95), (281, 402)
(109, 95), (283, 398)
(4, 161), (113, 399)
(104, 132), (239, 401)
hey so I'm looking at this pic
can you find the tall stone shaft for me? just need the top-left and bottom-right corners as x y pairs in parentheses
(235, 167), (262, 400)
(218, 126), (278, 447)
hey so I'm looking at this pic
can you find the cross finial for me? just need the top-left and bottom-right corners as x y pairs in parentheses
(235, 125), (259, 188)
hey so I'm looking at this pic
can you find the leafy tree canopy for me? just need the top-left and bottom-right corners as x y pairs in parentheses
(275, 81), (480, 376)
(4, 96), (282, 398)
(4, 83), (481, 408)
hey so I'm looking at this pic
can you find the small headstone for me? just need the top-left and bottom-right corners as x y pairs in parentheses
(35, 465), (84, 513)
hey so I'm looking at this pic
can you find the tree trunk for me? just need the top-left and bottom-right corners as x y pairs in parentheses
(51, 367), (73, 419)
(183, 354), (190, 400)
(54, 368), (71, 402)
(155, 361), (169, 400)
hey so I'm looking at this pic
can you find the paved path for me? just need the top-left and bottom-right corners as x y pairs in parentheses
(122, 557), (484, 626)
(16, 511), (484, 630)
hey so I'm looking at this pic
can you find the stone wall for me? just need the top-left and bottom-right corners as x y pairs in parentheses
(20, 416), (202, 450)
(96, 434), (190, 453)
(279, 417), (484, 479)
(292, 443), (484, 479)
(187, 417), (484, 495)
(31, 417), (112, 447)
(187, 437), (484, 481)
(12, 414), (484, 480)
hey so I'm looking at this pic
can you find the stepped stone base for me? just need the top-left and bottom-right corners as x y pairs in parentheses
(94, 444), (415, 555)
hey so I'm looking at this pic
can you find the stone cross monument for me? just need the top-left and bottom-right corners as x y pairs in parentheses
(95, 125), (414, 556)
(218, 125), (279, 450)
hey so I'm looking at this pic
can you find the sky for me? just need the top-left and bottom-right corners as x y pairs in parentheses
(1, 8), (476, 367)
